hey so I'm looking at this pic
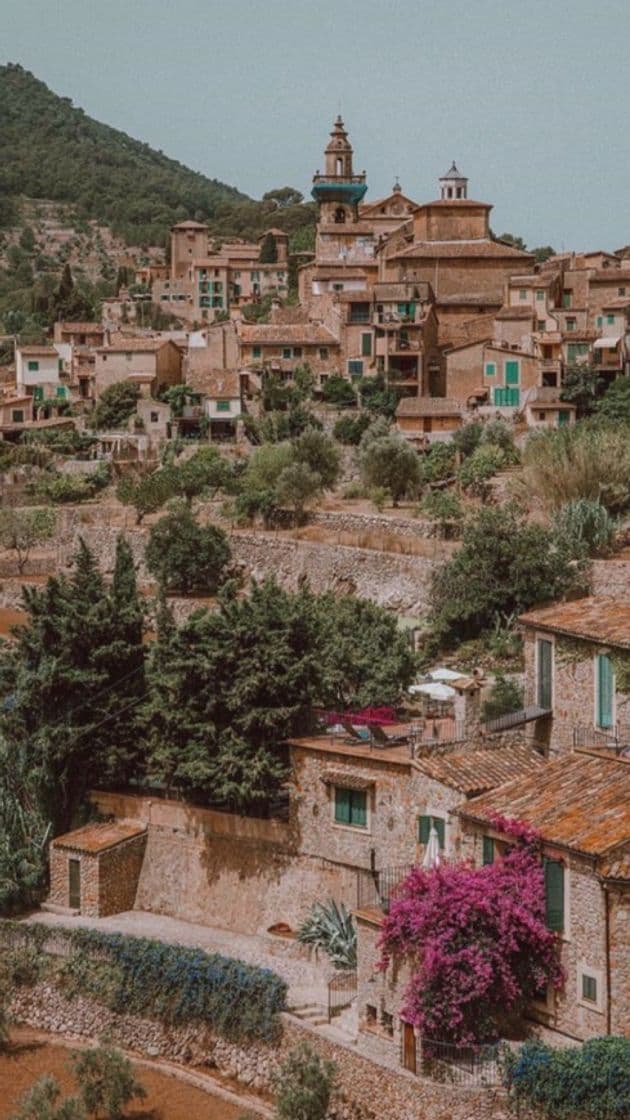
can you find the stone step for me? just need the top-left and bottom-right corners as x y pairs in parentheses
(41, 901), (80, 917)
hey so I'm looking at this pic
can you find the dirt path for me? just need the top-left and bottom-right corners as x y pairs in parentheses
(0, 1027), (272, 1119)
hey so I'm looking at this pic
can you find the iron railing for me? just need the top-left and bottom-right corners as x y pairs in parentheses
(573, 723), (630, 751)
(419, 1038), (502, 1087)
(327, 970), (357, 1020)
(482, 704), (551, 735)
(357, 865), (416, 913)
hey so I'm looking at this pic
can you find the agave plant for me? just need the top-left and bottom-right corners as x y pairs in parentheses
(297, 899), (357, 969)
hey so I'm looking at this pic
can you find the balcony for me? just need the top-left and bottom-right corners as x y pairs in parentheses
(573, 723), (630, 751)
(373, 311), (417, 328)
(357, 865), (417, 913)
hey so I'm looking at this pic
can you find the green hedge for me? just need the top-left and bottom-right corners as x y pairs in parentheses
(1, 922), (287, 1043)
(504, 1037), (630, 1120)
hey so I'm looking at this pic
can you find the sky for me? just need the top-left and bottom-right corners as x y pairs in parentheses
(2, 0), (629, 251)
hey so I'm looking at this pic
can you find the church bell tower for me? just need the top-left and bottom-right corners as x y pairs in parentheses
(311, 116), (367, 224)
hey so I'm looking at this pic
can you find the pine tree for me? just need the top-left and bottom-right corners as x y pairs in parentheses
(259, 231), (278, 263)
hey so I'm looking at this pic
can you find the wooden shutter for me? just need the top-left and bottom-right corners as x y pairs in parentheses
(544, 858), (564, 932)
(537, 639), (553, 709)
(482, 835), (495, 865)
(597, 654), (614, 729)
(418, 815), (431, 843)
(351, 790), (367, 827)
(361, 332), (372, 356)
(505, 360), (520, 385)
(334, 787), (351, 825)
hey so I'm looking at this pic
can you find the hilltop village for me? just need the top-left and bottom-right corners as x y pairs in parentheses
(0, 117), (629, 1120)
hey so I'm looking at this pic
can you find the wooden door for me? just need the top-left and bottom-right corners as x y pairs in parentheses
(402, 1022), (417, 1074)
(68, 858), (81, 910)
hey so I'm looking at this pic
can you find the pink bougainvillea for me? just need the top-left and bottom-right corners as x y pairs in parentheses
(378, 817), (564, 1045)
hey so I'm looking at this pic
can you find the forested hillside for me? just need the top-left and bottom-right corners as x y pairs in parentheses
(0, 64), (315, 248)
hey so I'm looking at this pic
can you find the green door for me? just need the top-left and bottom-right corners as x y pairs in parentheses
(505, 360), (520, 385)
(537, 639), (553, 709)
(597, 654), (614, 729)
(68, 858), (81, 910)
(557, 409), (570, 427)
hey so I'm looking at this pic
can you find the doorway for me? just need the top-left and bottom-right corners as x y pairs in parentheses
(69, 858), (81, 910)
(402, 1022), (417, 1074)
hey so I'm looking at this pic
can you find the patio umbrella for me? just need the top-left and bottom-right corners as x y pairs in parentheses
(422, 825), (441, 869)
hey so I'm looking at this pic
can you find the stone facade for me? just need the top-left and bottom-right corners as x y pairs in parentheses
(49, 826), (147, 918)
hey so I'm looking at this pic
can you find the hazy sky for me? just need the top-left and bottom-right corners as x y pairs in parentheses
(2, 0), (629, 250)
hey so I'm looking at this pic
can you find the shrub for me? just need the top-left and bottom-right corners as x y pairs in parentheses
(276, 461), (322, 523)
(341, 481), (366, 500)
(430, 505), (583, 646)
(420, 489), (463, 535)
(379, 821), (564, 1044)
(333, 412), (371, 445)
(481, 673), (524, 721)
(321, 375), (356, 408)
(72, 1043), (146, 1120)
(145, 504), (231, 594)
(419, 442), (456, 484)
(116, 467), (178, 523)
(92, 382), (140, 430)
(369, 485), (389, 511)
(516, 423), (630, 513)
(458, 444), (506, 496)
(359, 435), (420, 506)
(552, 498), (616, 559)
(274, 1044), (336, 1120)
(297, 900), (356, 969)
(0, 507), (56, 573)
(9, 1075), (85, 1120)
(29, 466), (109, 504)
(479, 417), (518, 459)
(595, 374), (630, 423)
(357, 374), (399, 418)
(503, 1036), (630, 1120)
(292, 429), (340, 490)
(452, 421), (483, 458)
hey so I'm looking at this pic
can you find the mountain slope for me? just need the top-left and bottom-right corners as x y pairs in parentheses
(0, 63), (251, 244)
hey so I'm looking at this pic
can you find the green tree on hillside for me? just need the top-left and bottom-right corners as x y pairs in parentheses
(146, 505), (231, 594)
(259, 231), (278, 263)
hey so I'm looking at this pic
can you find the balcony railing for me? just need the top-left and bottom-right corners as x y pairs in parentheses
(419, 1038), (502, 1087)
(573, 723), (630, 750)
(328, 970), (357, 1020)
(357, 865), (416, 912)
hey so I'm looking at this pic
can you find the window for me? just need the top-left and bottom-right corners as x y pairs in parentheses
(582, 974), (597, 1003)
(482, 835), (495, 865)
(596, 653), (614, 729)
(566, 318), (576, 331)
(58, 359), (63, 373)
(125, 352), (133, 361)
(365, 1004), (377, 1028)
(252, 346), (261, 359)
(319, 348), (329, 360)
(350, 303), (370, 323)
(418, 815), (445, 849)
(250, 271), (260, 281)
(607, 314), (615, 325)
(597, 316), (603, 328)
(537, 638), (553, 709)
(27, 360), (39, 372)
(484, 362), (496, 377)
(334, 786), (367, 828)
(544, 858), (565, 933)
(216, 400), (231, 412)
(282, 348), (293, 360)
(618, 287), (626, 297)
(150, 411), (159, 423)
(381, 1011), (394, 1037)
(361, 332), (372, 357)
(332, 282), (344, 292)
(348, 360), (364, 377)
(536, 290), (545, 301)
(567, 342), (589, 362)
(12, 409), (24, 423)
(233, 271), (241, 279)
(562, 291), (572, 308)
(537, 320), (546, 332)
(293, 347), (303, 358)
(519, 289), (527, 300)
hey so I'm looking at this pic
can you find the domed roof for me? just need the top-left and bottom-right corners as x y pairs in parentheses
(440, 161), (466, 180)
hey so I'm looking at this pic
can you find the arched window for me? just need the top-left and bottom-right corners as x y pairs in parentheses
(336, 157), (343, 176)
(334, 207), (346, 224)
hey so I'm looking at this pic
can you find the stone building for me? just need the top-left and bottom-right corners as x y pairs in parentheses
(48, 822), (147, 918)
(395, 396), (464, 443)
(519, 597), (630, 755)
(93, 337), (183, 400)
(458, 750), (630, 1042)
(238, 321), (340, 385)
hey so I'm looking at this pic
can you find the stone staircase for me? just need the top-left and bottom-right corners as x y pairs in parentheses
(289, 999), (329, 1028)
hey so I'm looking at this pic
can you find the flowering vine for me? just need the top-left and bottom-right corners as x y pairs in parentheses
(378, 817), (564, 1045)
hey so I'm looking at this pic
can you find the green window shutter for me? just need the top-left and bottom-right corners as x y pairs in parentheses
(537, 639), (553, 709)
(597, 654), (614, 729)
(567, 344), (577, 363)
(597, 316), (603, 327)
(433, 817), (445, 849)
(418, 815), (431, 844)
(216, 400), (231, 412)
(334, 788), (351, 825)
(351, 790), (367, 828)
(544, 859), (565, 933)
(361, 332), (372, 357)
(607, 314), (615, 325)
(508, 387), (520, 406)
(558, 410), (570, 427)
(484, 362), (496, 377)
(536, 290), (544, 301)
(253, 346), (261, 359)
(493, 386), (504, 406)
(27, 360), (39, 372)
(482, 836), (494, 865)
(505, 360), (520, 385)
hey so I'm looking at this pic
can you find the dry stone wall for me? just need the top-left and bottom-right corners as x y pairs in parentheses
(10, 981), (509, 1120)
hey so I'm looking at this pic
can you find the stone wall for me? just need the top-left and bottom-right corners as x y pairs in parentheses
(9, 981), (509, 1120)
(609, 885), (630, 1036)
(591, 560), (630, 600)
(49, 832), (147, 918)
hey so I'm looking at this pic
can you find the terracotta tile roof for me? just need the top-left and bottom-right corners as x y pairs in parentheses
(438, 293), (501, 306)
(18, 346), (58, 356)
(415, 743), (547, 797)
(311, 266), (372, 279)
(414, 199), (493, 211)
(601, 297), (630, 309)
(396, 396), (462, 417)
(460, 752), (630, 857)
(393, 239), (534, 261)
(239, 323), (339, 345)
(97, 338), (170, 353)
(320, 769), (375, 790)
(260, 228), (289, 238)
(171, 219), (208, 230)
(52, 821), (146, 854)
(495, 306), (536, 320)
(202, 371), (241, 398)
(519, 597), (630, 650)
(590, 268), (630, 282)
(288, 732), (412, 768)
